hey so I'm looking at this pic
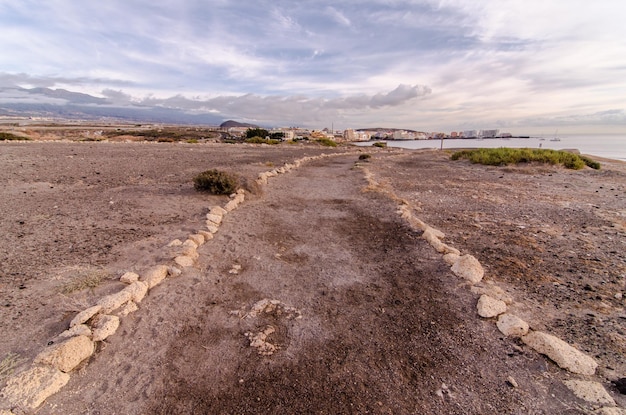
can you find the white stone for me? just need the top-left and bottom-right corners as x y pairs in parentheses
(141, 265), (169, 289)
(224, 200), (239, 212)
(182, 239), (198, 248)
(119, 271), (139, 284)
(35, 335), (94, 373)
(118, 301), (138, 317)
(470, 284), (513, 304)
(92, 315), (120, 342)
(206, 222), (219, 233)
(1, 365), (70, 410)
(58, 324), (92, 339)
(210, 206), (227, 216)
(443, 253), (460, 265)
(522, 331), (598, 375)
(451, 254), (484, 284)
(168, 266), (182, 277)
(181, 245), (199, 259)
(477, 294), (507, 318)
(496, 314), (529, 337)
(174, 255), (195, 267)
(564, 380), (615, 406)
(206, 213), (222, 225)
(188, 233), (205, 246)
(167, 239), (183, 247)
(97, 289), (132, 313)
(69, 305), (102, 328)
(198, 230), (214, 241)
(121, 281), (149, 303)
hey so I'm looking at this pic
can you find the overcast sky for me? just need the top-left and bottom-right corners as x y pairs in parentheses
(1, 0), (625, 133)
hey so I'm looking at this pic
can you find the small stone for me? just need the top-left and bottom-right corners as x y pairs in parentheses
(206, 213), (222, 225)
(506, 376), (519, 388)
(168, 266), (182, 277)
(92, 315), (120, 342)
(1, 365), (70, 410)
(69, 305), (102, 328)
(564, 380), (615, 405)
(141, 265), (169, 289)
(118, 301), (138, 317)
(188, 233), (205, 246)
(198, 230), (213, 241)
(174, 255), (195, 268)
(443, 253), (460, 266)
(119, 271), (139, 284)
(121, 281), (149, 303)
(477, 294), (507, 318)
(182, 239), (198, 248)
(35, 335), (94, 373)
(210, 206), (227, 216)
(206, 223), (219, 233)
(97, 289), (132, 313)
(181, 245), (199, 259)
(58, 324), (92, 339)
(167, 239), (183, 247)
(522, 331), (598, 375)
(451, 254), (484, 284)
(496, 314), (529, 337)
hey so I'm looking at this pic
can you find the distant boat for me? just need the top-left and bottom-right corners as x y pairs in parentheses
(550, 129), (561, 141)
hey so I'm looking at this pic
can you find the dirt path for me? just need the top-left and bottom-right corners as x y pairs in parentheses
(35, 153), (600, 414)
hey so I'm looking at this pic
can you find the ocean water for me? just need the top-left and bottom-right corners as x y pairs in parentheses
(357, 134), (626, 161)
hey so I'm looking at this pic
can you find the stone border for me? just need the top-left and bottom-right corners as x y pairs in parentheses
(360, 164), (623, 413)
(0, 150), (353, 413)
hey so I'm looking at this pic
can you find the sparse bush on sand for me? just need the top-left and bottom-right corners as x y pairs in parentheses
(0, 132), (30, 141)
(193, 169), (240, 194)
(316, 138), (337, 147)
(61, 268), (110, 294)
(373, 142), (387, 148)
(245, 137), (281, 145)
(451, 148), (600, 170)
(359, 154), (372, 160)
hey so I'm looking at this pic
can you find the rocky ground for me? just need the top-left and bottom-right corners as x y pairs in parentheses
(0, 138), (624, 414)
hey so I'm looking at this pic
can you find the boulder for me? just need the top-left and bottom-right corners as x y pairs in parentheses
(69, 305), (102, 328)
(564, 380), (615, 406)
(477, 294), (507, 318)
(496, 314), (529, 337)
(1, 365), (70, 410)
(522, 331), (598, 375)
(451, 254), (484, 284)
(174, 255), (195, 268)
(121, 281), (149, 303)
(92, 315), (120, 342)
(97, 289), (132, 313)
(35, 335), (94, 373)
(141, 265), (169, 289)
(119, 272), (139, 284)
(58, 324), (92, 339)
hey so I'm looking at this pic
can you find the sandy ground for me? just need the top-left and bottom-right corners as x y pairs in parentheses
(0, 140), (624, 414)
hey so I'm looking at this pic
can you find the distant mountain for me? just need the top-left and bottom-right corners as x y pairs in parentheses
(0, 87), (224, 125)
(220, 120), (259, 128)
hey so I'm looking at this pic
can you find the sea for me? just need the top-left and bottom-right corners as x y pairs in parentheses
(356, 134), (626, 162)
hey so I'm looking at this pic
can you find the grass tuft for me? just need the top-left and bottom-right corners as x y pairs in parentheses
(193, 169), (240, 194)
(61, 268), (110, 294)
(315, 138), (337, 147)
(0, 353), (24, 381)
(451, 148), (600, 170)
(373, 142), (387, 148)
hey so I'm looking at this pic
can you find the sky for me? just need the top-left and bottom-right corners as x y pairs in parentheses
(1, 0), (625, 134)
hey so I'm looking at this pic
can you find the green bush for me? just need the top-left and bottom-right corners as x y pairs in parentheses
(450, 148), (598, 170)
(358, 154), (372, 160)
(245, 136), (281, 145)
(186, 138), (199, 144)
(580, 155), (601, 170)
(193, 169), (239, 194)
(373, 142), (387, 148)
(316, 138), (337, 147)
(0, 132), (30, 141)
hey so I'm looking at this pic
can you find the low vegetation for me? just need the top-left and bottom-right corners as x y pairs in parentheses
(358, 154), (372, 160)
(0, 132), (30, 141)
(373, 142), (387, 148)
(316, 138), (337, 147)
(61, 268), (110, 294)
(0, 352), (24, 381)
(245, 137), (281, 145)
(193, 169), (239, 194)
(451, 148), (600, 170)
